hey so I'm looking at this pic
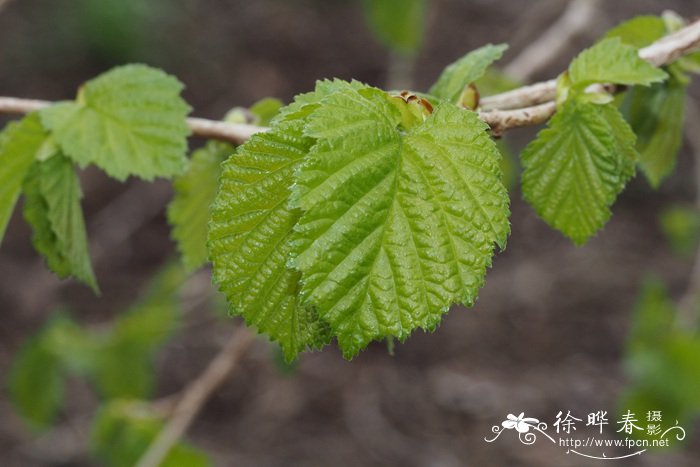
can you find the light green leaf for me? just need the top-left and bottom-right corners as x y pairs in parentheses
(429, 44), (508, 103)
(569, 37), (668, 89)
(23, 155), (98, 292)
(168, 141), (233, 271)
(7, 321), (65, 430)
(208, 116), (330, 361)
(40, 64), (191, 181)
(292, 86), (509, 358)
(521, 99), (637, 245)
(362, 0), (426, 55)
(91, 400), (211, 467)
(605, 15), (667, 48)
(621, 76), (685, 187)
(0, 114), (48, 245)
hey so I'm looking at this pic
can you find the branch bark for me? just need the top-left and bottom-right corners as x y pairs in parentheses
(0, 97), (268, 145)
(135, 326), (256, 467)
(1, 19), (700, 142)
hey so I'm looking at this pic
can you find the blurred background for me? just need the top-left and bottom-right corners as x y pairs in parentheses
(1, 0), (700, 465)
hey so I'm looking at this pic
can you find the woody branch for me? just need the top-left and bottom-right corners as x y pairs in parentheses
(0, 19), (699, 141)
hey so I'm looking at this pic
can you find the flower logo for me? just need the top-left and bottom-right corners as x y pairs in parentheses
(502, 412), (540, 433)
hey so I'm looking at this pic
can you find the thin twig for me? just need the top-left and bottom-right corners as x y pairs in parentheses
(135, 326), (256, 467)
(503, 0), (602, 82)
(0, 97), (268, 144)
(1, 19), (700, 141)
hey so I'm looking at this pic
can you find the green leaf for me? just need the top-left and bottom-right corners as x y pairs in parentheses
(621, 76), (686, 187)
(23, 155), (98, 292)
(521, 99), (637, 245)
(208, 115), (330, 361)
(40, 64), (191, 181)
(292, 86), (509, 358)
(605, 15), (667, 48)
(91, 400), (211, 467)
(660, 205), (700, 257)
(7, 321), (65, 430)
(0, 114), (48, 245)
(168, 142), (232, 271)
(568, 37), (667, 89)
(362, 0), (426, 55)
(429, 44), (508, 103)
(273, 79), (365, 124)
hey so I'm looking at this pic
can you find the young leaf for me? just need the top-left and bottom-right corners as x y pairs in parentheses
(521, 99), (637, 245)
(168, 142), (233, 271)
(621, 76), (685, 187)
(568, 37), (667, 89)
(23, 155), (98, 292)
(40, 64), (191, 181)
(429, 44), (508, 103)
(208, 118), (330, 361)
(292, 86), (509, 358)
(362, 0), (427, 55)
(0, 114), (48, 245)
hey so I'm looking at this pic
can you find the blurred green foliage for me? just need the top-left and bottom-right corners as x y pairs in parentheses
(361, 0), (427, 55)
(660, 205), (700, 258)
(92, 400), (211, 467)
(7, 263), (187, 429)
(619, 278), (700, 443)
(7, 315), (68, 430)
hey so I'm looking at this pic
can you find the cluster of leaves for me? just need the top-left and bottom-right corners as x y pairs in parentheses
(6, 264), (211, 464)
(203, 15), (700, 361)
(2, 14), (699, 365)
(207, 53), (512, 360)
(0, 64), (191, 292)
